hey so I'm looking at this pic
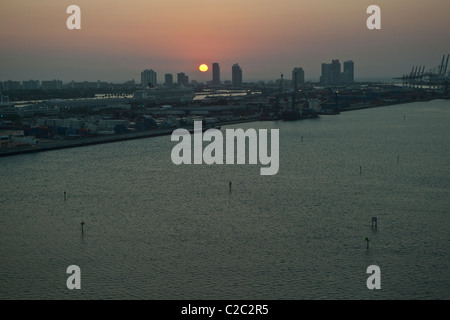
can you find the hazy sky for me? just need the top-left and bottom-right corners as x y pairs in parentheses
(1, 0), (449, 83)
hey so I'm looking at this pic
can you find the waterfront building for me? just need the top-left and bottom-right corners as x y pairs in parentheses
(292, 67), (305, 88)
(342, 60), (355, 83)
(165, 74), (173, 87)
(320, 59), (341, 85)
(331, 59), (341, 84)
(212, 63), (221, 86)
(141, 69), (157, 88)
(232, 63), (242, 88)
(321, 63), (330, 85)
(177, 72), (189, 86)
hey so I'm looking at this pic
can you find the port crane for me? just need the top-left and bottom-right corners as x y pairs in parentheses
(275, 73), (283, 116)
(396, 54), (450, 89)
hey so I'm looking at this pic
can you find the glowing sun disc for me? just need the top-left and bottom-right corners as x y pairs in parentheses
(199, 64), (208, 72)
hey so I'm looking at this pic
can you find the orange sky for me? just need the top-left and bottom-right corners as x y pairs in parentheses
(0, 0), (449, 82)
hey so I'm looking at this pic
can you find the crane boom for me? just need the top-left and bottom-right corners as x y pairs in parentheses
(443, 54), (449, 75)
(275, 73), (283, 116)
(439, 54), (445, 74)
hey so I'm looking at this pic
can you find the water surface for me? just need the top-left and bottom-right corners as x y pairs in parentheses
(1, 100), (449, 299)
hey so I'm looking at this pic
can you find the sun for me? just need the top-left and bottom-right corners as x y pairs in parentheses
(199, 64), (208, 72)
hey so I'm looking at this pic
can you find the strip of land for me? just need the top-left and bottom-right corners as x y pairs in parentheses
(1, 96), (448, 158)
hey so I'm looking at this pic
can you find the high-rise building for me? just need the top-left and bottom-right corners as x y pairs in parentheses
(320, 59), (341, 85)
(343, 60), (354, 83)
(212, 63), (220, 85)
(331, 59), (341, 84)
(232, 63), (242, 88)
(141, 69), (157, 88)
(165, 74), (173, 87)
(292, 67), (305, 87)
(320, 63), (331, 85)
(177, 72), (189, 86)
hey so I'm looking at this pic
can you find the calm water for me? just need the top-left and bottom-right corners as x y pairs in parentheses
(1, 100), (449, 300)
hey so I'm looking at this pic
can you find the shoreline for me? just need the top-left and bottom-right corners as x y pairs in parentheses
(0, 118), (254, 158)
(0, 99), (446, 158)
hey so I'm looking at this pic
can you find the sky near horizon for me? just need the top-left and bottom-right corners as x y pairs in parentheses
(0, 0), (449, 83)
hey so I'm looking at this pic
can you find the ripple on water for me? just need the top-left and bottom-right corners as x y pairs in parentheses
(1, 100), (449, 299)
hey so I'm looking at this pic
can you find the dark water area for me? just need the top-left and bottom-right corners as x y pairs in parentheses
(1, 100), (449, 299)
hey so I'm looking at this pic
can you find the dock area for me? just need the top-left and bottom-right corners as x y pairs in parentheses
(0, 128), (175, 157)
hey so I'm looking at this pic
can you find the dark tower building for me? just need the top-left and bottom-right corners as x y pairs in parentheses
(320, 63), (331, 85)
(165, 74), (173, 87)
(177, 72), (189, 86)
(320, 59), (341, 85)
(292, 67), (305, 88)
(141, 69), (157, 88)
(343, 60), (354, 83)
(212, 63), (220, 85)
(330, 59), (341, 84)
(232, 63), (242, 88)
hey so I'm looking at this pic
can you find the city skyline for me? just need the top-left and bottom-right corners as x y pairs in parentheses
(1, 1), (449, 82)
(0, 59), (353, 89)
